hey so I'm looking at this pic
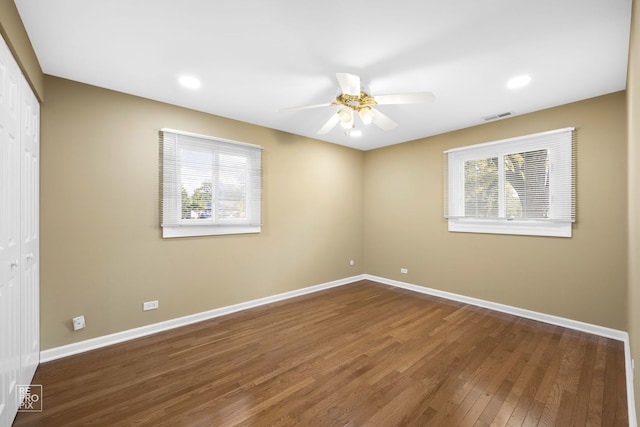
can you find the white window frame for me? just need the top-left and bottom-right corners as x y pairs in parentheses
(445, 128), (575, 238)
(161, 128), (262, 238)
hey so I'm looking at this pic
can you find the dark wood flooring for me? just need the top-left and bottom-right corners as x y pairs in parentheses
(13, 280), (628, 426)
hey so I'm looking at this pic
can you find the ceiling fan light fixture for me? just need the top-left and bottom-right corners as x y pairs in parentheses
(282, 73), (431, 136)
(358, 107), (374, 125)
(338, 107), (354, 128)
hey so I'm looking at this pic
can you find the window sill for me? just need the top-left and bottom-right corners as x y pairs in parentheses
(162, 225), (261, 238)
(448, 218), (572, 238)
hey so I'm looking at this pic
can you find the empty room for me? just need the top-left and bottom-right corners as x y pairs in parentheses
(2, 0), (640, 425)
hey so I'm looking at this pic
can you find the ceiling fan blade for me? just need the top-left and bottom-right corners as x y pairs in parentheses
(317, 113), (341, 135)
(374, 92), (436, 105)
(279, 102), (333, 112)
(336, 73), (361, 96)
(370, 108), (398, 130)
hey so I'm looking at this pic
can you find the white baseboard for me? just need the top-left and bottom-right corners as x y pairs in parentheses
(39, 273), (637, 427)
(365, 274), (637, 427)
(40, 274), (366, 363)
(365, 274), (626, 339)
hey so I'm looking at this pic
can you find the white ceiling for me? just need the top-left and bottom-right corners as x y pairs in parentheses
(15, 0), (632, 151)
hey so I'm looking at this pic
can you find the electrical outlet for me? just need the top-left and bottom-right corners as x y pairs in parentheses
(72, 315), (85, 331)
(400, 268), (408, 274)
(143, 300), (159, 311)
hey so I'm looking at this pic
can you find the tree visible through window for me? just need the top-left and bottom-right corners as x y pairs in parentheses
(464, 157), (498, 218)
(463, 150), (550, 220)
(180, 147), (213, 220)
(505, 149), (549, 219)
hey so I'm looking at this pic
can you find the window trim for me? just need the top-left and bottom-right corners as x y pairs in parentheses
(445, 127), (575, 238)
(160, 128), (262, 238)
(447, 218), (572, 238)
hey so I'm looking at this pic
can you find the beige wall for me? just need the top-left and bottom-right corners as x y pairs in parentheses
(42, 80), (630, 350)
(628, 0), (640, 415)
(40, 76), (364, 350)
(364, 92), (628, 330)
(0, 0), (43, 99)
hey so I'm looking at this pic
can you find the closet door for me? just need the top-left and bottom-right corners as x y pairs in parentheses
(0, 36), (23, 427)
(20, 74), (39, 385)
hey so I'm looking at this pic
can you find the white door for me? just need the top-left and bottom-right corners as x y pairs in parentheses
(20, 73), (39, 386)
(0, 35), (23, 427)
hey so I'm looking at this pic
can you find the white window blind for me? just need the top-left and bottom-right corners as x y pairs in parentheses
(160, 128), (262, 238)
(444, 127), (575, 237)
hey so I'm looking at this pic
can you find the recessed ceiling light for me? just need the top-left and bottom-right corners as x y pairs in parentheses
(178, 75), (201, 89)
(507, 75), (531, 89)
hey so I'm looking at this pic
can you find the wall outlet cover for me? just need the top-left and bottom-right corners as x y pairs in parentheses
(72, 315), (85, 331)
(143, 300), (159, 311)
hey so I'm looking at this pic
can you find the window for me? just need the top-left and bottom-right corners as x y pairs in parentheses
(444, 127), (575, 237)
(161, 129), (262, 238)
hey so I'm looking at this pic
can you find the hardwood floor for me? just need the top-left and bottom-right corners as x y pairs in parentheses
(13, 280), (628, 426)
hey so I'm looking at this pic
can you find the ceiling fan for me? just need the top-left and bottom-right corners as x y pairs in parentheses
(281, 73), (435, 135)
